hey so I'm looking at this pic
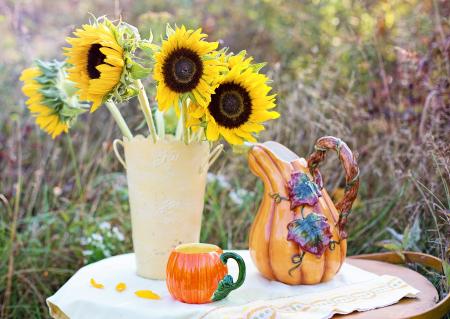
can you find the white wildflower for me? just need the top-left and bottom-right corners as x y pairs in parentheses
(112, 226), (125, 241)
(82, 250), (93, 256)
(99, 221), (111, 230)
(91, 233), (103, 242)
(207, 173), (231, 189)
(80, 237), (92, 245)
(229, 190), (244, 205)
(229, 188), (254, 206)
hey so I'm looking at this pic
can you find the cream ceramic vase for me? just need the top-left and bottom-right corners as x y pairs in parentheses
(113, 135), (215, 279)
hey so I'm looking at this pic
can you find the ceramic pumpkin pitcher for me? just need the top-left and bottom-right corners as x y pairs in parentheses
(248, 137), (359, 285)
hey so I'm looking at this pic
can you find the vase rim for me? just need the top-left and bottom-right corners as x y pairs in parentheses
(123, 134), (209, 146)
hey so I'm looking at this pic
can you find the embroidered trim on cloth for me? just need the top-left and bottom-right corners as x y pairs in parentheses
(200, 275), (419, 319)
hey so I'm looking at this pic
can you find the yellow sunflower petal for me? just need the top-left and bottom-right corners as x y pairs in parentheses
(115, 282), (127, 292)
(242, 122), (266, 133)
(51, 122), (68, 139)
(135, 290), (161, 300)
(220, 129), (244, 145)
(206, 120), (220, 141)
(186, 116), (201, 128)
(20, 68), (41, 81)
(251, 111), (280, 122)
(90, 96), (104, 113)
(90, 278), (104, 289)
(235, 129), (257, 143)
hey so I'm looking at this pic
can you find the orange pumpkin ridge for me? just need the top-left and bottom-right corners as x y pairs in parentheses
(248, 150), (276, 280)
(262, 145), (300, 285)
(259, 146), (298, 284)
(249, 145), (290, 283)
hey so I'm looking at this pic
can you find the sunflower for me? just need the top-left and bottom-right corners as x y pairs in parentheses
(221, 50), (253, 69)
(20, 60), (89, 139)
(65, 19), (125, 112)
(188, 57), (279, 145)
(153, 25), (224, 112)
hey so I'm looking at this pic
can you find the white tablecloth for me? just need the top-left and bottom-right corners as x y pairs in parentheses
(47, 251), (419, 319)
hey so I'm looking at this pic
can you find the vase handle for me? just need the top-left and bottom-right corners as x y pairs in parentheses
(211, 252), (246, 302)
(113, 139), (126, 169)
(199, 144), (223, 173)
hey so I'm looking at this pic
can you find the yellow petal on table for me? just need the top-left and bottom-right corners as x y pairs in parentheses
(134, 290), (161, 300)
(90, 278), (104, 289)
(115, 282), (127, 292)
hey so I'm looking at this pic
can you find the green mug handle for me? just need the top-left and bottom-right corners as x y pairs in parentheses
(211, 252), (246, 302)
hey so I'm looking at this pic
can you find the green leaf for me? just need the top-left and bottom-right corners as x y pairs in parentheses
(121, 21), (141, 40)
(59, 104), (88, 117)
(409, 215), (421, 246)
(166, 23), (175, 37)
(148, 29), (154, 43)
(402, 215), (421, 250)
(130, 62), (151, 79)
(251, 62), (267, 73)
(236, 50), (247, 57)
(138, 41), (159, 55)
(402, 225), (411, 249)
(376, 239), (402, 252)
(443, 260), (450, 288)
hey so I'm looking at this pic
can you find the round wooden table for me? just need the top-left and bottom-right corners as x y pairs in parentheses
(338, 259), (439, 318)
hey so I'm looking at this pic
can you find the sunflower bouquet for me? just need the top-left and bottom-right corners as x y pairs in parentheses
(20, 17), (280, 279)
(21, 17), (279, 146)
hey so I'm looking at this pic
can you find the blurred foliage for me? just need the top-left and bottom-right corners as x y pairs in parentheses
(0, 0), (449, 318)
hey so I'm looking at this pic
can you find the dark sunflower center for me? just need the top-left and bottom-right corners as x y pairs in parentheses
(162, 48), (203, 93)
(208, 82), (252, 129)
(87, 43), (106, 79)
(174, 58), (196, 83)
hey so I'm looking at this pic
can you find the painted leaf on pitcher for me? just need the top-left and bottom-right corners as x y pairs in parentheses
(287, 172), (321, 209)
(287, 213), (332, 257)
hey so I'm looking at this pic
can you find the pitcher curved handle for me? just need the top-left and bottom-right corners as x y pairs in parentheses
(113, 139), (126, 169)
(307, 136), (359, 239)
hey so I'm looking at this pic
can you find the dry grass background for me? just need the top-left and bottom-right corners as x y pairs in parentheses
(0, 0), (449, 318)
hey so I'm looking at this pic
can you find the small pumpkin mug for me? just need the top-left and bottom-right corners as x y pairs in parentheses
(166, 243), (246, 304)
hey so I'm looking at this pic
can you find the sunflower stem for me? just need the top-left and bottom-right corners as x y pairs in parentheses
(182, 99), (189, 144)
(105, 101), (133, 140)
(194, 127), (205, 142)
(135, 79), (158, 143)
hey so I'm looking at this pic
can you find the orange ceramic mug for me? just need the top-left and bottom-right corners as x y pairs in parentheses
(166, 243), (246, 304)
